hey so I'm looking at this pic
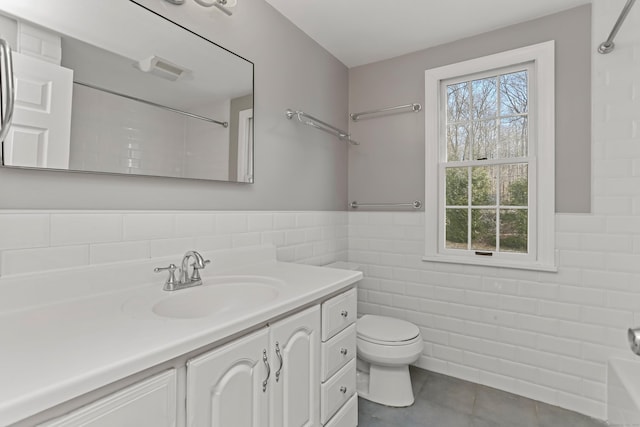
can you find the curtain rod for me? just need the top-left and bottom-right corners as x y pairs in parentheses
(598, 0), (636, 54)
(74, 81), (229, 127)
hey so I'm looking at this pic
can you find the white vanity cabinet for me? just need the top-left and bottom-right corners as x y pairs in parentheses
(23, 287), (358, 427)
(319, 288), (358, 426)
(39, 370), (177, 427)
(186, 305), (321, 427)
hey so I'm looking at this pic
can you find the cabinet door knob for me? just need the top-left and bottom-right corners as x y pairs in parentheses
(340, 310), (348, 318)
(340, 348), (348, 356)
(340, 386), (347, 394)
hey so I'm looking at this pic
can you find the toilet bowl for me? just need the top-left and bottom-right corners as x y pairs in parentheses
(356, 315), (423, 407)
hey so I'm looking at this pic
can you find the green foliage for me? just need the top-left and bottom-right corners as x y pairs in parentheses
(445, 168), (467, 205)
(445, 169), (527, 252)
(446, 209), (468, 244)
(507, 177), (528, 206)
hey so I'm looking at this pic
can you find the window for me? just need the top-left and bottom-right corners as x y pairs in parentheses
(424, 42), (556, 271)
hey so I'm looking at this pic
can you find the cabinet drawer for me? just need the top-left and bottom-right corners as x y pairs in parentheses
(321, 288), (357, 341)
(321, 323), (356, 382)
(324, 394), (357, 427)
(320, 359), (356, 424)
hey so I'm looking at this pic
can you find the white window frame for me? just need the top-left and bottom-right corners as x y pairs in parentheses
(424, 41), (556, 272)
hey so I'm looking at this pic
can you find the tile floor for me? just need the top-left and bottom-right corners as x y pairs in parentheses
(357, 367), (608, 427)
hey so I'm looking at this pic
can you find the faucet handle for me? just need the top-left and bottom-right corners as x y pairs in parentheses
(190, 259), (211, 281)
(155, 263), (178, 290)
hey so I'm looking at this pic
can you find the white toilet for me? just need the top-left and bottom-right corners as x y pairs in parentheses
(356, 314), (423, 407)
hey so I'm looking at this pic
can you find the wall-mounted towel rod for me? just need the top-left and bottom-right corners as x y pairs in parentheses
(75, 81), (229, 127)
(350, 200), (423, 209)
(598, 0), (636, 54)
(286, 109), (358, 145)
(350, 103), (422, 122)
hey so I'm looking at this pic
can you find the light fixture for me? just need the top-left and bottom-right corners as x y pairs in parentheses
(137, 56), (190, 81)
(163, 0), (236, 16)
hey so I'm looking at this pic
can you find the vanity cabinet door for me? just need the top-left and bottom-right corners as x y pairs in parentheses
(40, 370), (177, 427)
(186, 328), (269, 427)
(269, 305), (321, 427)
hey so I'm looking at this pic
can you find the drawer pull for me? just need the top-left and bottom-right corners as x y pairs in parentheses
(340, 348), (348, 356)
(340, 310), (348, 318)
(262, 350), (270, 392)
(275, 342), (283, 382)
(340, 386), (348, 394)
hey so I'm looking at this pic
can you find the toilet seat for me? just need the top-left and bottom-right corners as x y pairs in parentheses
(358, 334), (422, 347)
(357, 315), (420, 346)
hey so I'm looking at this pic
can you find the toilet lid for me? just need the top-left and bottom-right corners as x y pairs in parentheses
(357, 315), (420, 343)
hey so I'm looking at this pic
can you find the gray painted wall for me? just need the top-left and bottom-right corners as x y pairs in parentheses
(0, 0), (349, 210)
(348, 5), (591, 213)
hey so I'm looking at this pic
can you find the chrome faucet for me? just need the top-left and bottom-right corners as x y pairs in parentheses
(155, 250), (210, 291)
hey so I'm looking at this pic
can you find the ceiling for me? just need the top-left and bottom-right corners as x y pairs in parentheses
(264, 0), (592, 68)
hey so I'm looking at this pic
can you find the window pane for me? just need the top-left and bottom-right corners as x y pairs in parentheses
(472, 120), (497, 160)
(499, 116), (528, 158)
(500, 70), (528, 116)
(500, 164), (528, 206)
(447, 124), (470, 161)
(471, 209), (496, 251)
(446, 208), (468, 249)
(446, 167), (468, 205)
(447, 82), (470, 122)
(500, 209), (528, 253)
(471, 166), (497, 205)
(472, 77), (497, 119)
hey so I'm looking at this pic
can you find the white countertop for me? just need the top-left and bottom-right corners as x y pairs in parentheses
(0, 251), (361, 426)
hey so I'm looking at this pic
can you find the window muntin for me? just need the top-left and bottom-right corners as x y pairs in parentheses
(440, 64), (533, 260)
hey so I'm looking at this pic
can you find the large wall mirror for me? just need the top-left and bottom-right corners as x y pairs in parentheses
(0, 1), (254, 182)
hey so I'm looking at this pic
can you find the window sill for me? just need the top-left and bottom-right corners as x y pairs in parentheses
(421, 254), (558, 272)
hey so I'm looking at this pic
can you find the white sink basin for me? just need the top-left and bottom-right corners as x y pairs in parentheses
(124, 276), (283, 320)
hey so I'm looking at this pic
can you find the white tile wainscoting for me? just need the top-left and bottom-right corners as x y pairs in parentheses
(349, 211), (640, 420)
(2, 209), (639, 421)
(0, 211), (347, 277)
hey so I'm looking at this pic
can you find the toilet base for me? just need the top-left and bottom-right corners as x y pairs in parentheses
(356, 361), (415, 407)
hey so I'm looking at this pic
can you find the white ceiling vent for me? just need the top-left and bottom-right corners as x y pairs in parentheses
(137, 56), (190, 81)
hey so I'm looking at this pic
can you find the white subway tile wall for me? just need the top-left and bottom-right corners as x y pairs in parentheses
(0, 211), (347, 277)
(349, 211), (639, 419)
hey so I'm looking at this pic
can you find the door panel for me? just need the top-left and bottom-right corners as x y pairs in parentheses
(3, 52), (72, 168)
